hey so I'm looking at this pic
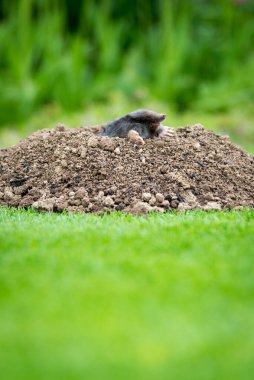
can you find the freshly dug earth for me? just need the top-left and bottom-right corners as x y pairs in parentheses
(0, 124), (253, 214)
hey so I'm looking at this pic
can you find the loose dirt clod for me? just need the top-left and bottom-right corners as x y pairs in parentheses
(0, 124), (253, 214)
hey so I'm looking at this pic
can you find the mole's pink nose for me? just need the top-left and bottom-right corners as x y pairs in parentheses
(159, 114), (166, 121)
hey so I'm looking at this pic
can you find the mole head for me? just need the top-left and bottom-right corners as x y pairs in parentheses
(128, 109), (166, 123)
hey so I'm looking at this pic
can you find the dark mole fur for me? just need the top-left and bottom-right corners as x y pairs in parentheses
(97, 109), (167, 139)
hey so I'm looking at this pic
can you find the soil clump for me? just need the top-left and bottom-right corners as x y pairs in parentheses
(0, 124), (253, 214)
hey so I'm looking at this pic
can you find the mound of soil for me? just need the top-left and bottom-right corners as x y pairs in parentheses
(0, 124), (253, 214)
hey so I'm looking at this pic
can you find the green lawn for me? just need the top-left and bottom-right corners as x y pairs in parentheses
(0, 207), (254, 380)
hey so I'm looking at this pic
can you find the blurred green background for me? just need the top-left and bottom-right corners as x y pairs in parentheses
(0, 0), (254, 149)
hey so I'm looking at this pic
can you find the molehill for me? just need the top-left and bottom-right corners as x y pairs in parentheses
(0, 124), (253, 214)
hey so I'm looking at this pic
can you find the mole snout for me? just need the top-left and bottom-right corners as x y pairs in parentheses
(97, 109), (171, 144)
(158, 114), (166, 121)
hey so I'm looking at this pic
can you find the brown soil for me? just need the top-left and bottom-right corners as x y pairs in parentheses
(0, 124), (253, 214)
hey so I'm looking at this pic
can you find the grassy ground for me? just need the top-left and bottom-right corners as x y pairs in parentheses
(0, 207), (254, 380)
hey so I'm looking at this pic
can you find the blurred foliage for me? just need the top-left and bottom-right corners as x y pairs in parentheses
(0, 0), (254, 126)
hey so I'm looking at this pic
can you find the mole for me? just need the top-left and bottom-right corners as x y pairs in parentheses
(96, 109), (170, 144)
